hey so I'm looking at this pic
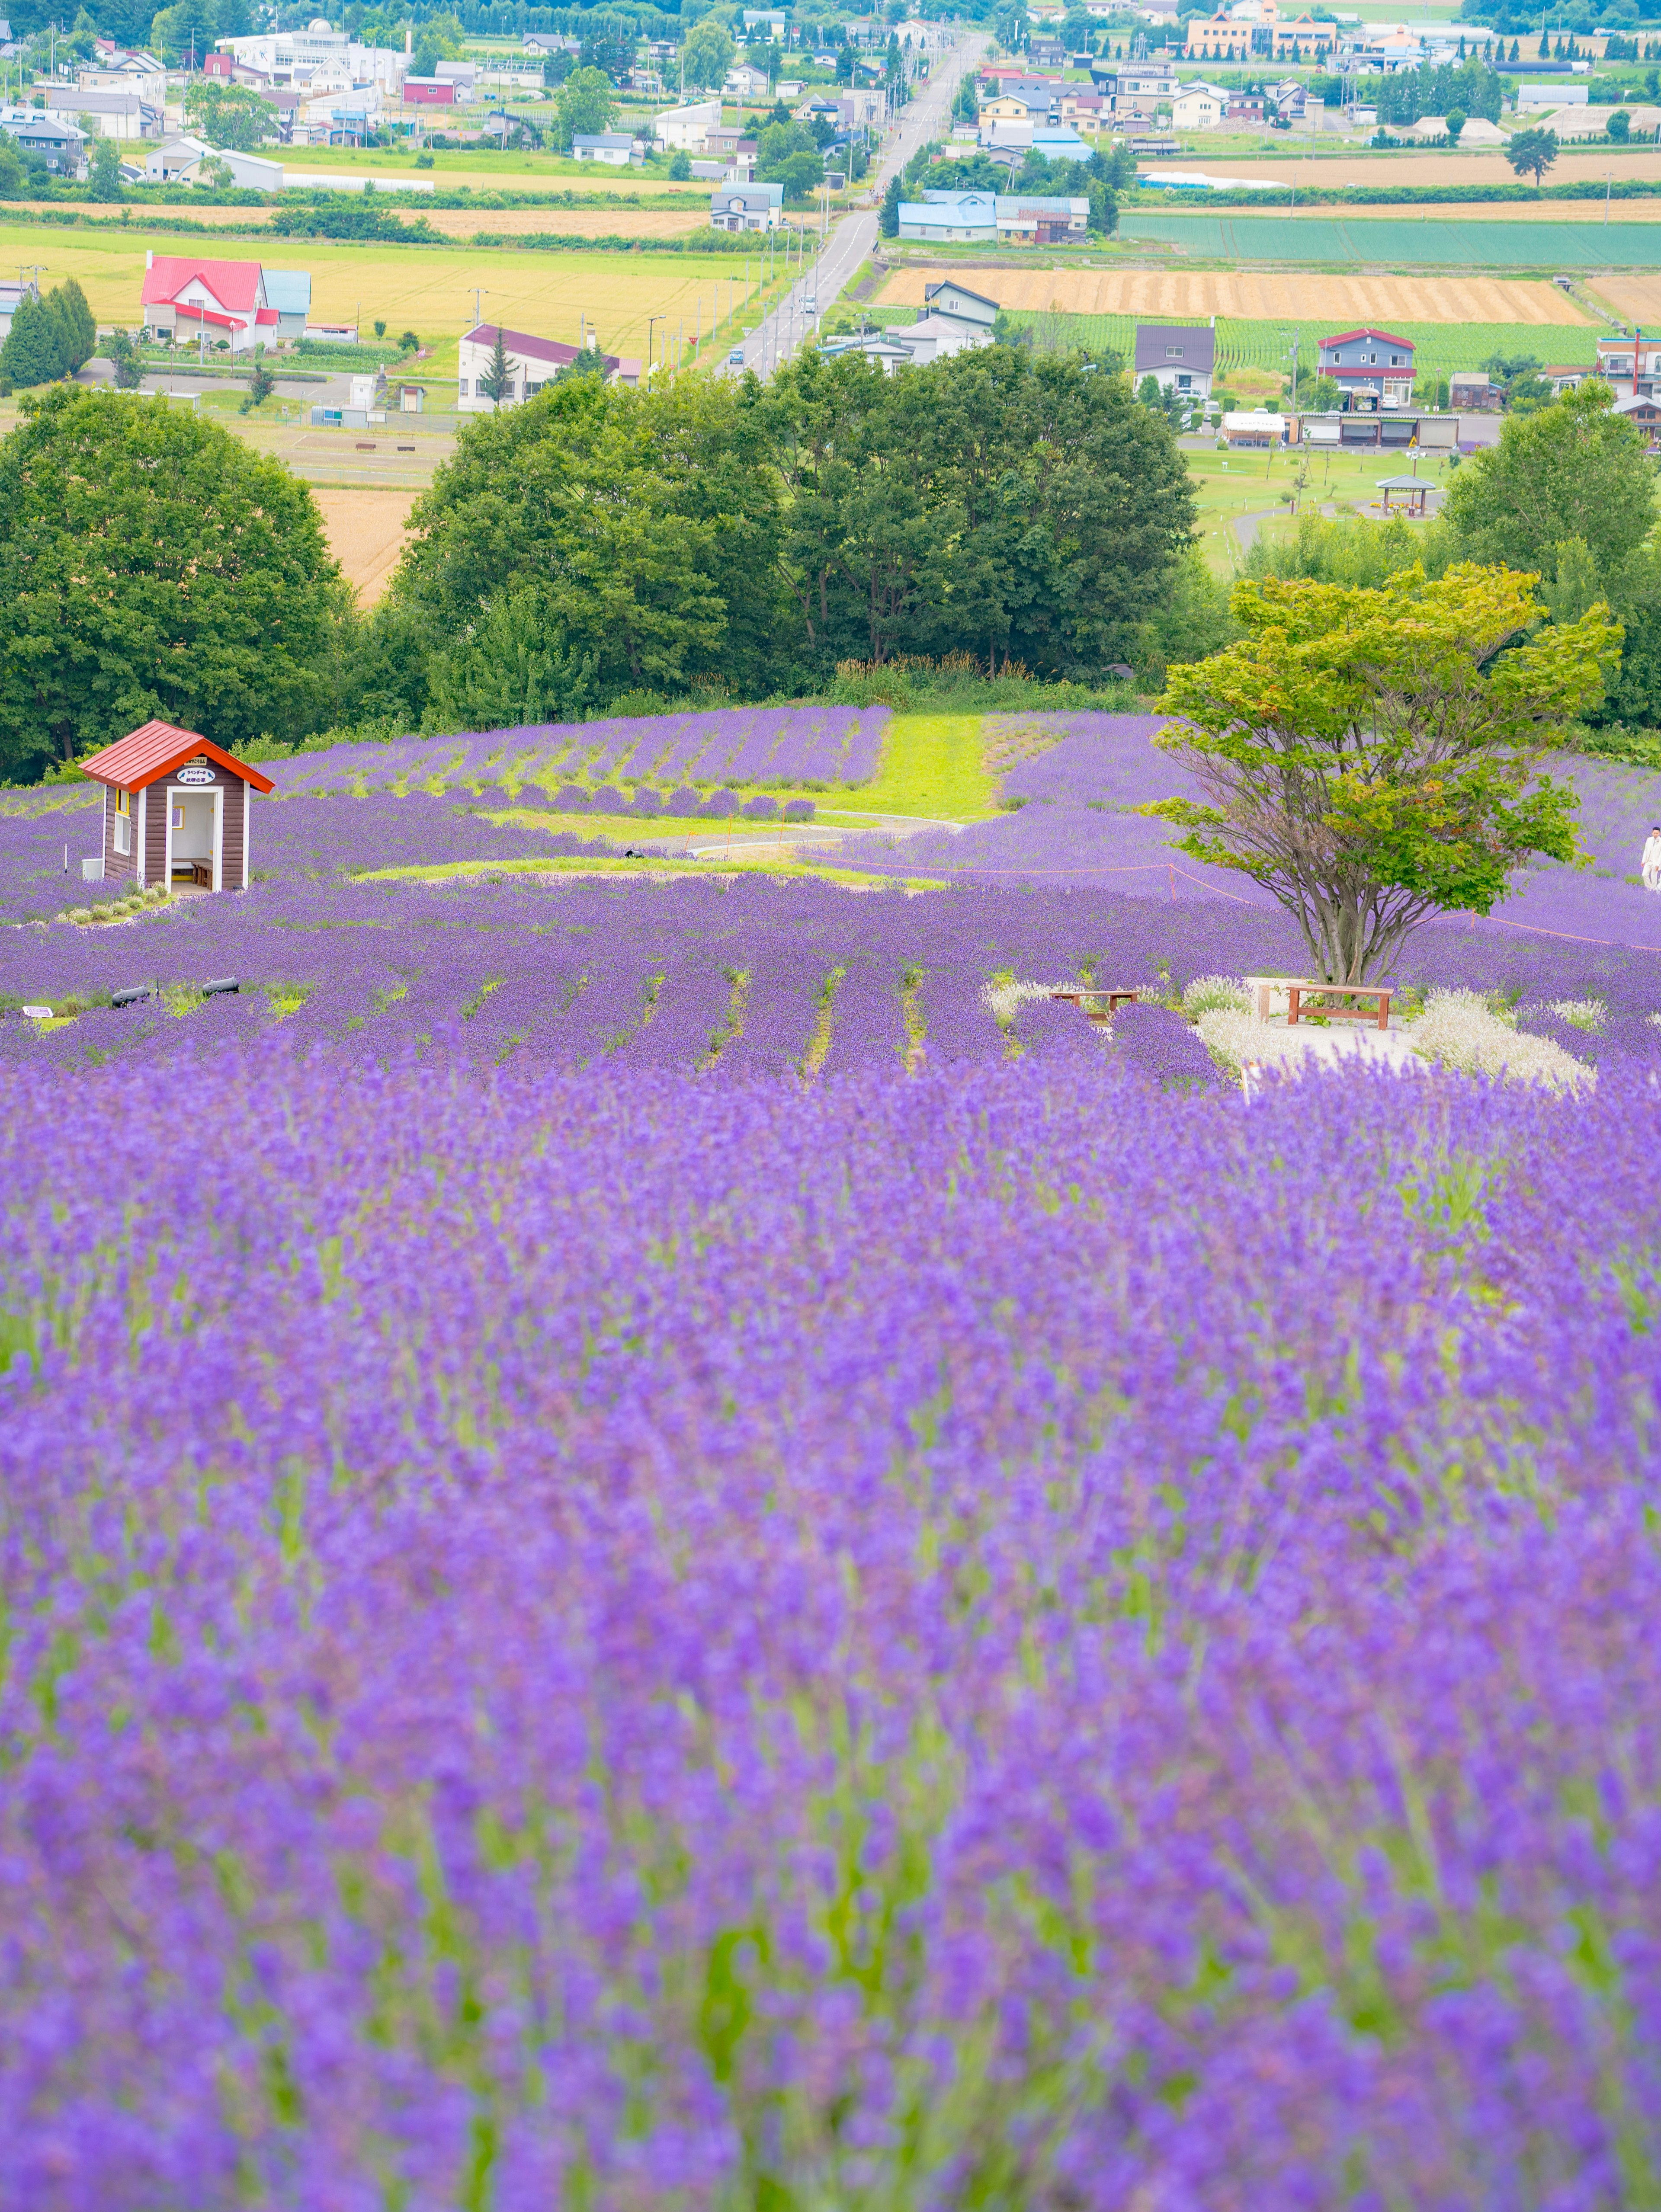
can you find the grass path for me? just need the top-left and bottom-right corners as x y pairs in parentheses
(833, 714), (1002, 822)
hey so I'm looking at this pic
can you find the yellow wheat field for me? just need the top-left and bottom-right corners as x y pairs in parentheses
(1582, 273), (1661, 324)
(877, 268), (1593, 327)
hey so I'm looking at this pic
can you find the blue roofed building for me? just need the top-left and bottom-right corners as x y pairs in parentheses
(261, 267), (312, 343)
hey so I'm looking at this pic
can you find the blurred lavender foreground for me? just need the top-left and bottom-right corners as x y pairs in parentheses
(5, 1056), (1661, 2207)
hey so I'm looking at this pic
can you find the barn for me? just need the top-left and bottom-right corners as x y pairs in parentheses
(79, 720), (275, 894)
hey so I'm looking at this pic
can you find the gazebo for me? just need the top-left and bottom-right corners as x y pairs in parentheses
(1375, 474), (1432, 516)
(79, 720), (275, 894)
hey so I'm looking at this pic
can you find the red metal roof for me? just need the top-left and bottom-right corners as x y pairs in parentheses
(78, 720), (276, 795)
(1319, 328), (1415, 351)
(140, 255), (265, 313)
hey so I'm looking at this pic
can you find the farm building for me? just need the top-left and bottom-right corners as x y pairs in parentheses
(79, 720), (274, 894)
(1222, 410), (1288, 448)
(457, 324), (642, 411)
(1317, 327), (1415, 410)
(1135, 320), (1215, 401)
(140, 253), (281, 353)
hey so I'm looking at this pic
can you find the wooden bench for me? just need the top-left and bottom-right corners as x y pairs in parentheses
(1286, 981), (1393, 1032)
(1052, 987), (1140, 1024)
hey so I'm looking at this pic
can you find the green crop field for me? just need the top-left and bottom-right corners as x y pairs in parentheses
(999, 311), (1603, 381)
(1120, 213), (1661, 268)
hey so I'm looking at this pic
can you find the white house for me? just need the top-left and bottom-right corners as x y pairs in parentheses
(142, 131), (213, 180)
(571, 130), (636, 163)
(140, 251), (276, 352)
(655, 97), (722, 150)
(710, 182), (782, 230)
(1172, 80), (1227, 128)
(724, 61), (771, 98)
(457, 323), (641, 410)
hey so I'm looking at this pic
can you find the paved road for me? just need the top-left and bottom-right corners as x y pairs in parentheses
(722, 31), (986, 381)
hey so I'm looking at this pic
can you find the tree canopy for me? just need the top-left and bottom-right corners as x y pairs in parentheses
(555, 65), (620, 146)
(1151, 563), (1615, 982)
(1441, 379), (1655, 583)
(183, 79), (279, 151)
(0, 389), (344, 780)
(680, 19), (734, 88)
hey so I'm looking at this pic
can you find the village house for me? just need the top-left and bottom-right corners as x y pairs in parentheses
(710, 182), (782, 231)
(1317, 326), (1416, 408)
(139, 253), (279, 352)
(571, 130), (637, 164)
(1135, 320), (1216, 401)
(457, 324), (641, 411)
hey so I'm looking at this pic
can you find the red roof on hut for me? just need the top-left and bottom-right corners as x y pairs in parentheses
(79, 720), (275, 794)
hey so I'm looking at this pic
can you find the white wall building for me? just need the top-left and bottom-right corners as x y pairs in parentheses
(655, 97), (722, 149)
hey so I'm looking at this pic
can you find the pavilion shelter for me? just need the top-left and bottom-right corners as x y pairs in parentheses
(1374, 474), (1431, 516)
(78, 719), (275, 893)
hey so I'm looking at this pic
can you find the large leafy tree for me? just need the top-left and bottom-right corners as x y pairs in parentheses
(1507, 124), (1558, 186)
(679, 19), (735, 89)
(0, 389), (345, 780)
(555, 64), (621, 147)
(754, 344), (1196, 675)
(1151, 564), (1616, 983)
(1442, 379), (1655, 583)
(183, 80), (279, 151)
(394, 374), (785, 704)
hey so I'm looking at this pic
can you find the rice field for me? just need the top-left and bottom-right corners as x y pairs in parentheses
(878, 267), (1590, 325)
(1119, 213), (1661, 269)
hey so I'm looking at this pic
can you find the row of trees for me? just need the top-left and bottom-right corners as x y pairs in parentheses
(0, 281), (96, 392)
(0, 350), (1202, 781)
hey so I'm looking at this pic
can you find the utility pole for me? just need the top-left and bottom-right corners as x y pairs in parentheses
(469, 287), (487, 330)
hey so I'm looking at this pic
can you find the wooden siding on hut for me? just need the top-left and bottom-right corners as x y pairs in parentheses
(222, 778), (246, 890)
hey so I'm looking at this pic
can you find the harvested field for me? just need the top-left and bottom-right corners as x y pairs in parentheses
(1584, 271), (1661, 323)
(877, 266), (1589, 325)
(312, 487), (417, 605)
(0, 219), (753, 359)
(1145, 149), (1661, 189)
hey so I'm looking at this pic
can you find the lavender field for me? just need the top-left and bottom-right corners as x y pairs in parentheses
(6, 1053), (1661, 2208)
(6, 712), (1661, 2207)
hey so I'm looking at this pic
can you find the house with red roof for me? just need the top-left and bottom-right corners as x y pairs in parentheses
(1316, 327), (1416, 411)
(139, 252), (279, 353)
(79, 720), (275, 894)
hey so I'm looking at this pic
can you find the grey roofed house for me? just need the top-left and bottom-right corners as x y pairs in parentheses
(0, 107), (87, 171)
(709, 182), (782, 230)
(923, 279), (1000, 328)
(1133, 321), (1216, 398)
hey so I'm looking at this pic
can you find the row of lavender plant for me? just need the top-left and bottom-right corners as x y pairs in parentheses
(265, 706), (890, 799)
(5, 877), (1659, 1079)
(5, 1052), (1661, 2205)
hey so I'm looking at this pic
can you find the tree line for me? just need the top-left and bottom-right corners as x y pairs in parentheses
(0, 349), (1202, 781)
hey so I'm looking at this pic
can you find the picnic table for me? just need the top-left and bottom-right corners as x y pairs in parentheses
(1286, 981), (1393, 1032)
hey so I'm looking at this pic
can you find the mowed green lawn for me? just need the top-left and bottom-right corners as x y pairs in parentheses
(1185, 446), (1454, 573)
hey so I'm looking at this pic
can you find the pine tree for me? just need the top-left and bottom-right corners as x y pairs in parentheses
(478, 328), (514, 409)
(45, 279), (97, 374)
(879, 172), (901, 237)
(0, 291), (68, 388)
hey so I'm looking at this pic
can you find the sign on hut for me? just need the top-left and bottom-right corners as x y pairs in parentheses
(78, 720), (275, 894)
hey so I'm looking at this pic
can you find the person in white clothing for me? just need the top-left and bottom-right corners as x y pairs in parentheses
(1645, 826), (1661, 892)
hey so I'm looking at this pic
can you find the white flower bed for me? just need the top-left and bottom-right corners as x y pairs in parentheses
(1195, 1006), (1320, 1078)
(981, 978), (1071, 1026)
(1534, 997), (1606, 1034)
(1409, 988), (1592, 1093)
(1182, 973), (1251, 1018)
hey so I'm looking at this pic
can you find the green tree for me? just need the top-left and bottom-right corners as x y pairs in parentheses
(215, 0), (254, 38)
(579, 20), (636, 79)
(756, 344), (1197, 675)
(0, 388), (344, 779)
(1443, 106), (1465, 140)
(393, 372), (784, 703)
(1151, 564), (1615, 982)
(0, 291), (68, 388)
(478, 330), (513, 410)
(879, 173), (901, 235)
(774, 147), (823, 199)
(0, 136), (26, 200)
(668, 147), (692, 178)
(426, 586), (599, 729)
(45, 280), (96, 374)
(1442, 379), (1655, 584)
(240, 359), (275, 412)
(555, 64), (621, 147)
(107, 327), (144, 390)
(1609, 106), (1632, 140)
(680, 19), (735, 89)
(1507, 123), (1558, 186)
(151, 0), (216, 66)
(183, 79), (279, 150)
(86, 134), (123, 200)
